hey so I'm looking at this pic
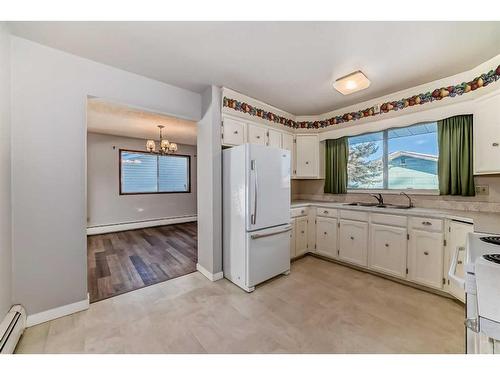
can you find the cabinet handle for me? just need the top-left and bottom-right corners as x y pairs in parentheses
(234, 130), (238, 134)
(323, 210), (329, 214)
(493, 142), (499, 147)
(324, 232), (327, 235)
(350, 236), (355, 240)
(301, 230), (305, 234)
(301, 210), (305, 214)
(256, 136), (260, 139)
(424, 251), (429, 255)
(385, 243), (389, 247)
(422, 221), (432, 226)
(457, 260), (463, 265)
(305, 161), (309, 165)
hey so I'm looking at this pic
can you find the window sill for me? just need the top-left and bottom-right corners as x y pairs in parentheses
(346, 189), (440, 196)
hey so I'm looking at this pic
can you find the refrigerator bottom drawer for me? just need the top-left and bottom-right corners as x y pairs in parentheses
(247, 225), (291, 287)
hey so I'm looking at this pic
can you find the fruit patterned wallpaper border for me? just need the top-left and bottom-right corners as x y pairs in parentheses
(223, 65), (500, 129)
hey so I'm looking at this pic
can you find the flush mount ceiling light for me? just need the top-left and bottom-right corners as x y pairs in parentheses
(146, 125), (178, 154)
(333, 70), (371, 95)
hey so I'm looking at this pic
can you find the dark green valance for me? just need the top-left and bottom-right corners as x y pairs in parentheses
(437, 114), (475, 196)
(324, 137), (348, 194)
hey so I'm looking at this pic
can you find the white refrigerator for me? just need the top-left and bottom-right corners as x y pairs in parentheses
(223, 143), (291, 292)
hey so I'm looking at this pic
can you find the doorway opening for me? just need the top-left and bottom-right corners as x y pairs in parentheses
(86, 97), (198, 303)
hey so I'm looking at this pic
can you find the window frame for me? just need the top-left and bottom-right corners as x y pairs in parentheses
(346, 122), (439, 194)
(119, 149), (191, 195)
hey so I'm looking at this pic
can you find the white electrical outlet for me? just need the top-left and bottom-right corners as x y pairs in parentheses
(475, 185), (489, 195)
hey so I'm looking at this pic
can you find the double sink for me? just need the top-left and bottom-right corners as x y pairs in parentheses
(343, 193), (414, 210)
(343, 202), (413, 210)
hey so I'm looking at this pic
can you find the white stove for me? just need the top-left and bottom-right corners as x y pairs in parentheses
(465, 232), (500, 354)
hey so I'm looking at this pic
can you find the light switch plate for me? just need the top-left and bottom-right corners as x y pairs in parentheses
(475, 185), (489, 195)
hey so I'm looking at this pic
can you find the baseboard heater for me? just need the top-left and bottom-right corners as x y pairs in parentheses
(0, 305), (26, 354)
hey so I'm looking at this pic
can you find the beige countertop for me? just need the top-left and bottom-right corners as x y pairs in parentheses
(291, 200), (500, 234)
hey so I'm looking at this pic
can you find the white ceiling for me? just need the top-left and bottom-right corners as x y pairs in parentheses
(87, 98), (197, 145)
(9, 21), (500, 115)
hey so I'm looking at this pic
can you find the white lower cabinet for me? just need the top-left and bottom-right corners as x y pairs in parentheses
(295, 216), (308, 257)
(369, 224), (408, 278)
(315, 217), (338, 258)
(339, 219), (368, 266)
(408, 229), (444, 289)
(289, 218), (296, 259)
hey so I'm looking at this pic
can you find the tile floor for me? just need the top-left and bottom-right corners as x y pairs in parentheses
(15, 256), (465, 354)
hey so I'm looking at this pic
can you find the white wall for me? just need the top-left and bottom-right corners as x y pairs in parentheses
(196, 86), (222, 276)
(10, 37), (201, 316)
(87, 132), (197, 227)
(0, 23), (12, 317)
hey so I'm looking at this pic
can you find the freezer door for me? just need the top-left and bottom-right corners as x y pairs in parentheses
(246, 224), (291, 287)
(247, 144), (290, 231)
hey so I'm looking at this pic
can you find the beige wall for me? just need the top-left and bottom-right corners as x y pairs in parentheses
(292, 176), (500, 213)
(87, 132), (197, 227)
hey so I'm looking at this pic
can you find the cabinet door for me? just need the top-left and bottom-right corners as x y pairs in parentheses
(222, 117), (245, 146)
(408, 229), (444, 289)
(248, 123), (267, 145)
(295, 216), (308, 256)
(295, 135), (318, 178)
(445, 221), (472, 302)
(369, 224), (407, 278)
(339, 219), (368, 266)
(290, 218), (296, 259)
(316, 217), (338, 258)
(267, 129), (282, 148)
(281, 133), (295, 177)
(474, 93), (500, 174)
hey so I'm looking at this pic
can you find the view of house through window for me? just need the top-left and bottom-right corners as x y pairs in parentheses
(120, 150), (190, 194)
(347, 122), (438, 190)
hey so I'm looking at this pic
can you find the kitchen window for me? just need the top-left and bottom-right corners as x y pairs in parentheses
(347, 122), (438, 191)
(120, 150), (190, 194)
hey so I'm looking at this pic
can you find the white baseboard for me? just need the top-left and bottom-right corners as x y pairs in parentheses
(196, 263), (224, 282)
(26, 295), (89, 327)
(87, 215), (197, 235)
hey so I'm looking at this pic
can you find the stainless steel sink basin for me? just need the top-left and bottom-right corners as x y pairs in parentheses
(343, 202), (412, 209)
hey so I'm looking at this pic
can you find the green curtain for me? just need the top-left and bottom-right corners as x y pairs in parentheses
(324, 137), (348, 194)
(437, 114), (475, 196)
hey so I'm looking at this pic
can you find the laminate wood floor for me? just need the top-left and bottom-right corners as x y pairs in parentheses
(87, 222), (197, 303)
(16, 256), (465, 354)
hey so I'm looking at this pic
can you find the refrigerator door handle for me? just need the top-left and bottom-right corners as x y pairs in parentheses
(251, 159), (258, 225)
(250, 226), (292, 240)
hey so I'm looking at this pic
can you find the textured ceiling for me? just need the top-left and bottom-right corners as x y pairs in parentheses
(10, 21), (500, 115)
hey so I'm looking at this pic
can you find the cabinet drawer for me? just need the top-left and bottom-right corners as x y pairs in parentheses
(340, 210), (369, 222)
(291, 207), (308, 218)
(316, 207), (338, 218)
(222, 117), (245, 146)
(409, 217), (443, 232)
(371, 213), (407, 227)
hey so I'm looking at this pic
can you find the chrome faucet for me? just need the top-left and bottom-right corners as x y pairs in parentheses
(400, 192), (414, 208)
(370, 193), (384, 206)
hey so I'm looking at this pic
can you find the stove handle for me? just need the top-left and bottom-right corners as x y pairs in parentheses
(448, 246), (466, 289)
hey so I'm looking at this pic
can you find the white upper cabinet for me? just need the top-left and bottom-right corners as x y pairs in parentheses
(295, 134), (323, 179)
(369, 224), (408, 278)
(222, 117), (246, 146)
(247, 123), (267, 145)
(267, 129), (282, 148)
(408, 229), (444, 289)
(339, 219), (368, 266)
(282, 133), (295, 177)
(474, 92), (500, 174)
